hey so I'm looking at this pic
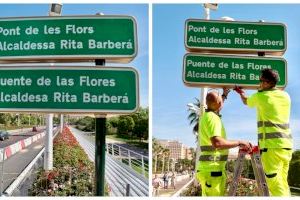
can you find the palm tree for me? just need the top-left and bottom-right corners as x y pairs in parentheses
(187, 98), (201, 136)
(187, 98), (201, 182)
(152, 138), (164, 173)
(161, 148), (170, 173)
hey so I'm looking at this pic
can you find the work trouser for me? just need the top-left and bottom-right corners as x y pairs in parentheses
(196, 170), (227, 196)
(261, 148), (292, 196)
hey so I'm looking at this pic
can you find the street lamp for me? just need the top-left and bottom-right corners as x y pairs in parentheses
(49, 3), (62, 16)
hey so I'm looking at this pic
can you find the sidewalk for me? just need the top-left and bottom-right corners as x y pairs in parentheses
(157, 177), (192, 197)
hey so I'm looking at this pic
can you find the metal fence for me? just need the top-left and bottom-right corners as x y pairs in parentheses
(0, 127), (59, 196)
(106, 143), (149, 178)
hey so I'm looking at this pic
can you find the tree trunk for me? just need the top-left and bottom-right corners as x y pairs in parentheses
(162, 155), (165, 173)
(154, 155), (158, 173)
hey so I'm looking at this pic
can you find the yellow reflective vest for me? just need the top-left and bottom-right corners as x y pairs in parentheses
(247, 89), (292, 149)
(197, 111), (229, 171)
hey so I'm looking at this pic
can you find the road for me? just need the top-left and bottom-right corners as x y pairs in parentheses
(0, 128), (44, 148)
(0, 137), (44, 194)
(69, 126), (149, 196)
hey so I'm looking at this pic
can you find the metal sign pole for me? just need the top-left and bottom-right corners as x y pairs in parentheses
(44, 3), (62, 171)
(44, 114), (53, 170)
(60, 114), (64, 133)
(195, 5), (210, 182)
(95, 59), (106, 196)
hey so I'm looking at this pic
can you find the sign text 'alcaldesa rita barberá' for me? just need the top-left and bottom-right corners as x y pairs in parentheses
(0, 16), (137, 63)
(0, 67), (139, 113)
(185, 19), (286, 55)
(183, 54), (287, 89)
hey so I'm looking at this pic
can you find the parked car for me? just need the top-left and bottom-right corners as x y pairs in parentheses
(0, 130), (9, 141)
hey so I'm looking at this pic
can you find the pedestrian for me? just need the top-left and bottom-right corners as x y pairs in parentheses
(170, 172), (176, 189)
(162, 172), (169, 189)
(152, 175), (162, 196)
(234, 68), (293, 196)
(197, 88), (252, 196)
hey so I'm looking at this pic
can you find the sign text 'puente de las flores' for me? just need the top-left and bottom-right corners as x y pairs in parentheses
(185, 19), (286, 55)
(183, 54), (287, 89)
(0, 67), (139, 113)
(0, 15), (137, 63)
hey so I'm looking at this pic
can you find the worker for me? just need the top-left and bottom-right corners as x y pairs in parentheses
(197, 88), (252, 196)
(234, 68), (293, 196)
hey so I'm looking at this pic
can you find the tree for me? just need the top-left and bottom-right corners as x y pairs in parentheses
(187, 98), (201, 135)
(0, 113), (12, 126)
(288, 150), (300, 187)
(131, 107), (149, 141)
(153, 137), (164, 173)
(117, 115), (135, 136)
(187, 98), (201, 176)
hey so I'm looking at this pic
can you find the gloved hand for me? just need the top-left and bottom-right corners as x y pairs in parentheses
(233, 86), (245, 95)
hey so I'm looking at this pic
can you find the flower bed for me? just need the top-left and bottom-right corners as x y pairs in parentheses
(29, 127), (108, 196)
(182, 174), (258, 196)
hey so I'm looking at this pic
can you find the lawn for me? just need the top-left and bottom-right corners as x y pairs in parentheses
(106, 134), (148, 151)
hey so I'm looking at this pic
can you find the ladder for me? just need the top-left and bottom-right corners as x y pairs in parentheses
(228, 146), (269, 196)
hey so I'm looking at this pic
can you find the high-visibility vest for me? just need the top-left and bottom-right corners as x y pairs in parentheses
(197, 111), (229, 171)
(247, 89), (293, 149)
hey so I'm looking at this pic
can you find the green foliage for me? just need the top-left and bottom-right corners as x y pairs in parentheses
(74, 107), (148, 141)
(288, 150), (300, 187)
(75, 116), (95, 132)
(117, 115), (135, 135)
(29, 127), (110, 196)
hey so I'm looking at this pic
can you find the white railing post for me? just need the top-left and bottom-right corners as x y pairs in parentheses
(128, 150), (132, 168)
(0, 149), (4, 196)
(112, 144), (114, 156)
(141, 156), (145, 177)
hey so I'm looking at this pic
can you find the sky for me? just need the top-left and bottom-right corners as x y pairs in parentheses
(0, 4), (149, 108)
(153, 4), (300, 150)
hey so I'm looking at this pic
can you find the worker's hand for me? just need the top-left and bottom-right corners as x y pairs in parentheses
(222, 87), (230, 97)
(233, 86), (245, 95)
(238, 140), (253, 153)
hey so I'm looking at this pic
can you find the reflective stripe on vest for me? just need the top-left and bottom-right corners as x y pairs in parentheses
(200, 145), (215, 151)
(258, 132), (293, 139)
(199, 155), (228, 161)
(257, 121), (290, 129)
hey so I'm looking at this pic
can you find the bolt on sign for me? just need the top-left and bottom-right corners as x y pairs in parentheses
(185, 19), (286, 55)
(0, 67), (139, 113)
(0, 16), (137, 63)
(183, 54), (287, 89)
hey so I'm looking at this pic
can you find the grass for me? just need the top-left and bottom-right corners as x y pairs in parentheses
(121, 158), (149, 178)
(106, 134), (148, 151)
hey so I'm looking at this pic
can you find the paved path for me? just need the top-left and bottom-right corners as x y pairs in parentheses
(155, 176), (192, 197)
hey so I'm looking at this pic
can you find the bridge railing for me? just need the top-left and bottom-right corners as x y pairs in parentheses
(106, 143), (149, 178)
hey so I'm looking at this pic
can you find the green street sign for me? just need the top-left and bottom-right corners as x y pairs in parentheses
(0, 16), (137, 63)
(185, 19), (287, 55)
(0, 67), (139, 113)
(183, 54), (287, 89)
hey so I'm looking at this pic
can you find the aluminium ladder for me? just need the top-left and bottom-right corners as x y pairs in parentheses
(228, 146), (269, 196)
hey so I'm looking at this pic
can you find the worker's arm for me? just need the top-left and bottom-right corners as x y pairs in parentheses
(211, 136), (252, 152)
(234, 86), (248, 105)
(222, 88), (230, 101)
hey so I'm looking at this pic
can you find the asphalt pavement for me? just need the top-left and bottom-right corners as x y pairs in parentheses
(0, 128), (44, 148)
